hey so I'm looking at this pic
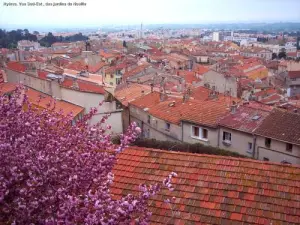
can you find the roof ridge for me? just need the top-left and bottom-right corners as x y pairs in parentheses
(128, 146), (300, 168)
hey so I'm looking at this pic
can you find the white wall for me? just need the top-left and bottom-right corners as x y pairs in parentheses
(255, 136), (300, 164)
(61, 88), (123, 133)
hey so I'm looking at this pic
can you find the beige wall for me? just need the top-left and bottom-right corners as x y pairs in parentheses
(255, 136), (300, 164)
(287, 61), (300, 71)
(219, 127), (254, 157)
(182, 122), (219, 147)
(61, 88), (123, 133)
(129, 105), (181, 141)
(6, 69), (52, 95)
(201, 70), (238, 97)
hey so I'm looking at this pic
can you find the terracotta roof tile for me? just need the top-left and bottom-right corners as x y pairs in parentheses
(6, 61), (26, 73)
(288, 71), (300, 79)
(219, 103), (272, 133)
(177, 70), (201, 84)
(130, 92), (230, 127)
(25, 88), (84, 118)
(123, 64), (149, 80)
(0, 82), (17, 95)
(61, 78), (106, 94)
(37, 70), (49, 80)
(254, 109), (300, 145)
(112, 146), (300, 224)
(114, 83), (152, 106)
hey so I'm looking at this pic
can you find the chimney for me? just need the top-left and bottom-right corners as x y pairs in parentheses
(159, 89), (166, 102)
(137, 78), (141, 84)
(150, 83), (154, 92)
(141, 90), (145, 95)
(230, 100), (237, 113)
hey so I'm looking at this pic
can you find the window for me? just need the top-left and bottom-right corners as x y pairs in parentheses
(165, 122), (170, 131)
(286, 143), (293, 152)
(265, 138), (271, 148)
(192, 126), (199, 137)
(191, 126), (208, 140)
(110, 74), (114, 78)
(202, 128), (208, 139)
(223, 131), (231, 144)
(116, 101), (122, 110)
(147, 115), (151, 124)
(263, 157), (269, 161)
(247, 142), (253, 154)
(116, 77), (122, 85)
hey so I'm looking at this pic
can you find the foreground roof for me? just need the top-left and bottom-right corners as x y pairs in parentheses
(112, 146), (300, 225)
(254, 109), (300, 145)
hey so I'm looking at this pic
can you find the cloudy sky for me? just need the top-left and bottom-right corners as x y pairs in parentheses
(0, 0), (300, 29)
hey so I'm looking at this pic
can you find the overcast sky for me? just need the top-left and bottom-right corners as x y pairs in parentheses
(0, 0), (300, 29)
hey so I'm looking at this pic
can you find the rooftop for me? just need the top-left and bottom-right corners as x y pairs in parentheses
(112, 146), (300, 224)
(61, 78), (106, 94)
(0, 82), (17, 96)
(255, 109), (300, 145)
(288, 71), (300, 79)
(25, 88), (84, 118)
(114, 83), (152, 107)
(130, 92), (230, 127)
(219, 103), (272, 133)
(6, 61), (26, 73)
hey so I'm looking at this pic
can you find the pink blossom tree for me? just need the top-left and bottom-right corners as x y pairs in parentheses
(0, 87), (176, 225)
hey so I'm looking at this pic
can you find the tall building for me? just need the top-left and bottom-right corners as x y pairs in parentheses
(140, 23), (143, 39)
(212, 32), (220, 42)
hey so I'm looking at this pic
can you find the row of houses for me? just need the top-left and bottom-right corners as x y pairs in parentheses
(3, 61), (123, 133)
(115, 84), (300, 165)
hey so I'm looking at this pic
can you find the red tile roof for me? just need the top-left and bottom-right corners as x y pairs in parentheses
(112, 146), (300, 225)
(61, 78), (106, 94)
(255, 109), (300, 145)
(193, 64), (210, 75)
(65, 61), (87, 71)
(130, 92), (230, 127)
(114, 83), (152, 107)
(88, 62), (107, 73)
(123, 64), (149, 80)
(0, 82), (17, 96)
(6, 61), (26, 73)
(288, 71), (300, 79)
(99, 50), (116, 59)
(190, 86), (240, 103)
(259, 94), (282, 105)
(25, 88), (84, 118)
(177, 70), (200, 84)
(254, 88), (277, 98)
(37, 70), (49, 80)
(219, 103), (272, 133)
